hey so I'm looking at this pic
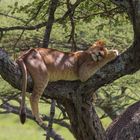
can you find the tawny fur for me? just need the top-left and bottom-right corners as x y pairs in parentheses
(16, 40), (118, 125)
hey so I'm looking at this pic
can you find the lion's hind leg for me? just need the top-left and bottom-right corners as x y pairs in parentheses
(30, 78), (48, 125)
(25, 49), (49, 125)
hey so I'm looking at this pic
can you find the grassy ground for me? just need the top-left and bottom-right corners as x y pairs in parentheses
(0, 75), (112, 140)
(0, 114), (75, 140)
(0, 76), (75, 140)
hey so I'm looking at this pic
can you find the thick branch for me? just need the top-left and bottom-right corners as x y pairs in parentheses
(0, 40), (140, 101)
(106, 101), (140, 140)
(43, 0), (59, 48)
(63, 99), (107, 140)
(0, 22), (48, 31)
(0, 102), (64, 140)
(0, 0), (84, 33)
(67, 0), (77, 51)
(0, 12), (26, 23)
(111, 0), (140, 39)
(0, 101), (71, 132)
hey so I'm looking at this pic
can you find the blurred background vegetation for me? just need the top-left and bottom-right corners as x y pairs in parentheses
(0, 0), (139, 140)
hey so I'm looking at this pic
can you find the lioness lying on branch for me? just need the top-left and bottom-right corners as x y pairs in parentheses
(16, 40), (118, 125)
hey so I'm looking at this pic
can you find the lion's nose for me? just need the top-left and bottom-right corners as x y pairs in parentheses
(112, 50), (119, 56)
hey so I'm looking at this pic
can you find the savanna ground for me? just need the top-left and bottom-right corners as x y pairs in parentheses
(0, 0), (140, 140)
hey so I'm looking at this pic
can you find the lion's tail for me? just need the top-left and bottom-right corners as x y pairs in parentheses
(17, 58), (27, 124)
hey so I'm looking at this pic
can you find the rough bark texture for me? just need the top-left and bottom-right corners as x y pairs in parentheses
(106, 101), (140, 140)
(43, 0), (59, 48)
(1, 0), (140, 140)
(63, 99), (107, 140)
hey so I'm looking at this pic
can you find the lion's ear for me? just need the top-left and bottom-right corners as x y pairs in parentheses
(88, 40), (106, 51)
(92, 40), (106, 48)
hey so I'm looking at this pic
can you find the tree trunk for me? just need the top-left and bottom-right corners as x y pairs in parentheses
(64, 98), (107, 140)
(43, 0), (59, 48)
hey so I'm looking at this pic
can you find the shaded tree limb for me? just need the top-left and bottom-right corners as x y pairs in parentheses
(66, 0), (77, 51)
(0, 12), (26, 23)
(46, 99), (56, 140)
(0, 0), (84, 33)
(0, 21), (48, 32)
(43, 0), (59, 48)
(0, 102), (64, 140)
(0, 100), (71, 132)
(42, 1), (59, 139)
(106, 101), (140, 140)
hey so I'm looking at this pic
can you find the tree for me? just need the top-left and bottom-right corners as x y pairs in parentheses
(0, 0), (140, 140)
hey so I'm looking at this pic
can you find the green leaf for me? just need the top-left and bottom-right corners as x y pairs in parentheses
(14, 1), (18, 7)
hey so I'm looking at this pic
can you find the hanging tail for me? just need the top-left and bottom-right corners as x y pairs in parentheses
(17, 58), (27, 124)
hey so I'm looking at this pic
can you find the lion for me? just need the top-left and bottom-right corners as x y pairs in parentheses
(16, 40), (118, 125)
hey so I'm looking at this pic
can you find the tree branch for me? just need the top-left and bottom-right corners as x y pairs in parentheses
(0, 0), (85, 33)
(0, 12), (26, 23)
(106, 101), (140, 140)
(0, 21), (48, 31)
(0, 100), (71, 132)
(67, 0), (77, 51)
(0, 40), (140, 101)
(43, 0), (59, 48)
(46, 99), (56, 140)
(0, 102), (64, 140)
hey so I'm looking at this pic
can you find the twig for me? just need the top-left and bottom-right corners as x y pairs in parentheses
(41, 123), (65, 140)
(0, 100), (71, 131)
(0, 22), (48, 31)
(0, 92), (20, 105)
(43, 0), (59, 48)
(57, 0), (85, 23)
(12, 0), (47, 56)
(0, 0), (85, 32)
(66, 0), (77, 51)
(57, 101), (68, 120)
(0, 102), (64, 140)
(46, 99), (56, 140)
(0, 12), (26, 23)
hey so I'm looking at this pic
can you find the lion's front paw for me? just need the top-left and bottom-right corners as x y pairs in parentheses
(107, 50), (119, 60)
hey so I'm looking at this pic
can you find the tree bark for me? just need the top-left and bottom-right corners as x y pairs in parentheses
(63, 98), (107, 140)
(43, 0), (59, 48)
(106, 101), (140, 140)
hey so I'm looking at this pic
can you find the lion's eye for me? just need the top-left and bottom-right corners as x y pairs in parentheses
(97, 52), (103, 61)
(91, 51), (104, 62)
(91, 53), (98, 61)
(99, 51), (104, 56)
